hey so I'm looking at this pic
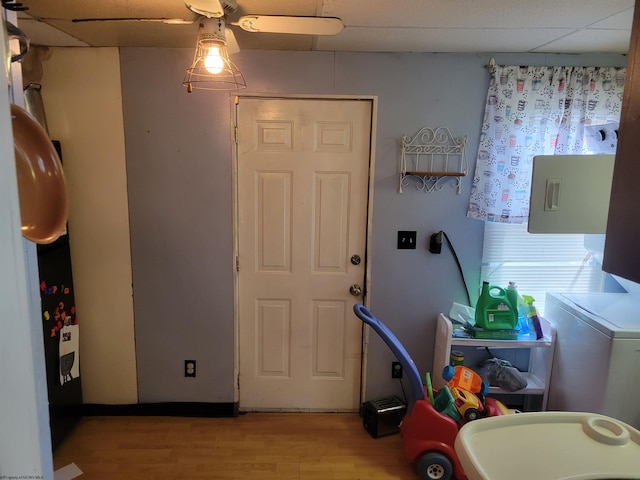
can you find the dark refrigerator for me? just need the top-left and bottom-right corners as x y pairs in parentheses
(37, 140), (83, 451)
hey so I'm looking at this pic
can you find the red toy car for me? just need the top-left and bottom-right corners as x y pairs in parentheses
(354, 304), (503, 480)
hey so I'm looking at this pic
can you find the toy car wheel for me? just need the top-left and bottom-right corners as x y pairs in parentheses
(416, 452), (453, 480)
(464, 408), (480, 422)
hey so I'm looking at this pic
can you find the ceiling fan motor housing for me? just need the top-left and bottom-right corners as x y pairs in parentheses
(221, 0), (238, 14)
(200, 18), (226, 42)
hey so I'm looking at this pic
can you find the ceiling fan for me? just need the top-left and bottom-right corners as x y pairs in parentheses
(69, 0), (343, 91)
(71, 0), (344, 54)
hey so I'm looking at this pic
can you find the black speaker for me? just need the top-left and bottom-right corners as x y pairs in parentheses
(362, 396), (407, 438)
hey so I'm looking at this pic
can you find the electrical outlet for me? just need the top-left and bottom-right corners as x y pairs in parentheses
(391, 361), (403, 379)
(185, 360), (196, 377)
(397, 231), (417, 249)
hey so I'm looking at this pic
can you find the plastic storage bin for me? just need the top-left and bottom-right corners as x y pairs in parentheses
(454, 411), (640, 480)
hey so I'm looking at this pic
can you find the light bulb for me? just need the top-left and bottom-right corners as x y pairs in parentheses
(204, 45), (224, 74)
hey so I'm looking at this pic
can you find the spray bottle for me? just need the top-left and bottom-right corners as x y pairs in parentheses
(507, 282), (532, 337)
(522, 295), (544, 340)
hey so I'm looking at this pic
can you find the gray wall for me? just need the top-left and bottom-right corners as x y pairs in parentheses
(120, 49), (626, 404)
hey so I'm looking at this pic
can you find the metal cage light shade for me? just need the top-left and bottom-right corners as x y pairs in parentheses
(183, 21), (246, 92)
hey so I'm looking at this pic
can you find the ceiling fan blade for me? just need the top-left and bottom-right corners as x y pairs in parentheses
(184, 0), (225, 18)
(233, 16), (343, 35)
(71, 17), (194, 25)
(225, 27), (240, 55)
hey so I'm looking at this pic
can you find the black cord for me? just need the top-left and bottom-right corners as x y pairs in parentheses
(397, 377), (408, 405)
(441, 231), (472, 306)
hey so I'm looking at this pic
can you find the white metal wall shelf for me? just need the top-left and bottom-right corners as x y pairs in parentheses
(400, 126), (468, 193)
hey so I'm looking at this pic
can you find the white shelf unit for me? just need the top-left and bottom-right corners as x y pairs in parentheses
(433, 313), (556, 411)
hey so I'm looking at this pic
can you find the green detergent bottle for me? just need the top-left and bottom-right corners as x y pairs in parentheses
(474, 281), (518, 330)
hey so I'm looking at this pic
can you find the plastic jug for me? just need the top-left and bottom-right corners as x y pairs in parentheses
(475, 281), (517, 330)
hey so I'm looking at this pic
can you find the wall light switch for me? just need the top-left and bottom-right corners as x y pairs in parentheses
(397, 231), (417, 249)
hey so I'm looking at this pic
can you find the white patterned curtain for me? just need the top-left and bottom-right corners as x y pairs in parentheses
(467, 65), (625, 223)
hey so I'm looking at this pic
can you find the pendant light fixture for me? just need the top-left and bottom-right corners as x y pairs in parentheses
(182, 18), (246, 92)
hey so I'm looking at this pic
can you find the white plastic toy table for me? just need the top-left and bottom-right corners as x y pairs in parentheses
(454, 411), (640, 480)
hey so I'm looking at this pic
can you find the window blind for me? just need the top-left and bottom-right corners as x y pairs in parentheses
(480, 222), (605, 314)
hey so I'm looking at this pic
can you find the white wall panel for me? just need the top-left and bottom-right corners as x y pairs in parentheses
(42, 48), (137, 404)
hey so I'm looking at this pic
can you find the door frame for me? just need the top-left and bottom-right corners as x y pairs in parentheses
(231, 94), (378, 409)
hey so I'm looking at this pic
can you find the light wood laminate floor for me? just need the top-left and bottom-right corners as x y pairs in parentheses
(53, 413), (417, 479)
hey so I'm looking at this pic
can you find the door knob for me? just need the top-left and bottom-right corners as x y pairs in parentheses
(349, 284), (362, 296)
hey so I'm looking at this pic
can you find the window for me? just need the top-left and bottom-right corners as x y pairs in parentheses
(480, 223), (606, 314)
(471, 64), (625, 313)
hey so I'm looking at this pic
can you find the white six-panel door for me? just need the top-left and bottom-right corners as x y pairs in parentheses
(236, 97), (372, 411)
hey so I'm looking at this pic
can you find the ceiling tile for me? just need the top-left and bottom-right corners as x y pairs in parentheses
(317, 27), (584, 53)
(17, 15), (89, 47)
(588, 8), (635, 29)
(322, 0), (635, 29)
(532, 28), (632, 53)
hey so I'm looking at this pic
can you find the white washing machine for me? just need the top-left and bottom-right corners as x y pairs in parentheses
(545, 292), (640, 429)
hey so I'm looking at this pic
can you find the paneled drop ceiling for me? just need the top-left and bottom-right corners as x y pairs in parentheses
(11, 0), (635, 54)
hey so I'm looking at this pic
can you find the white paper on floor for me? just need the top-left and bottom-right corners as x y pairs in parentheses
(54, 462), (83, 480)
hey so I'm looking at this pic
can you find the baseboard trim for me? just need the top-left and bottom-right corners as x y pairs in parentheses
(83, 402), (239, 418)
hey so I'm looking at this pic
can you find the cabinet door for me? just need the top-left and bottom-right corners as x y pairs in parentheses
(603, 0), (640, 283)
